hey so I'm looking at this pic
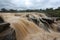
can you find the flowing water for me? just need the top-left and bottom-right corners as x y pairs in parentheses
(0, 13), (60, 40)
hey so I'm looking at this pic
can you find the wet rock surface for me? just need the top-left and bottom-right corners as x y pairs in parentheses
(0, 16), (16, 40)
(0, 28), (16, 40)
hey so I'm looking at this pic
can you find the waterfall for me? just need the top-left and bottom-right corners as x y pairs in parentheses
(0, 13), (60, 40)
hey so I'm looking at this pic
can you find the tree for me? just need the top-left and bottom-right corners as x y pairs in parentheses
(1, 8), (8, 12)
(9, 9), (17, 12)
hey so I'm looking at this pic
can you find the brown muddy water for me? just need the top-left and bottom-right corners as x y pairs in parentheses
(0, 13), (60, 40)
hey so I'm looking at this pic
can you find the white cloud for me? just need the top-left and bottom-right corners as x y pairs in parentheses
(44, 0), (60, 8)
(49, 0), (60, 3)
(24, 0), (32, 7)
(0, 0), (60, 9)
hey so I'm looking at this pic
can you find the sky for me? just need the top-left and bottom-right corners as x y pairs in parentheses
(0, 0), (60, 10)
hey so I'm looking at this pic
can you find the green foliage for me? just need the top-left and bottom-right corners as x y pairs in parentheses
(0, 7), (60, 17)
(40, 7), (60, 17)
(1, 8), (8, 12)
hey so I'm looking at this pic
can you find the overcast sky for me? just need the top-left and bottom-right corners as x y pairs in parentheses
(0, 0), (60, 9)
